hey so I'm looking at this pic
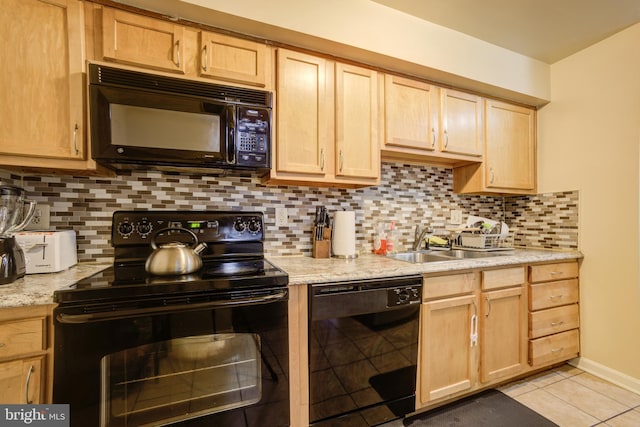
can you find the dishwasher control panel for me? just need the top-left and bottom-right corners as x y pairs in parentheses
(387, 286), (422, 306)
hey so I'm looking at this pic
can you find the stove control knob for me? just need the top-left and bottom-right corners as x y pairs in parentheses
(118, 222), (133, 236)
(234, 219), (246, 233)
(248, 218), (261, 233)
(137, 221), (153, 237)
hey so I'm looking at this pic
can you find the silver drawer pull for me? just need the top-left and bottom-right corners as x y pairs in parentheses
(549, 271), (562, 275)
(0, 343), (5, 348)
(551, 347), (564, 353)
(550, 321), (564, 327)
(549, 294), (564, 300)
(25, 365), (34, 404)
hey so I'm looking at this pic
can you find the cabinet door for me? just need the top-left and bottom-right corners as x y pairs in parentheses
(276, 49), (332, 176)
(420, 295), (477, 404)
(480, 286), (527, 383)
(485, 100), (536, 190)
(0, 357), (45, 404)
(102, 7), (185, 74)
(0, 0), (84, 160)
(335, 63), (380, 179)
(440, 89), (483, 156)
(383, 75), (437, 151)
(199, 31), (267, 87)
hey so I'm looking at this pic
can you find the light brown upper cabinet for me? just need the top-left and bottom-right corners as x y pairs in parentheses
(0, 0), (105, 173)
(199, 32), (267, 87)
(380, 74), (483, 167)
(440, 88), (483, 157)
(98, 7), (272, 88)
(267, 49), (380, 187)
(101, 7), (186, 74)
(454, 100), (536, 195)
(334, 63), (380, 180)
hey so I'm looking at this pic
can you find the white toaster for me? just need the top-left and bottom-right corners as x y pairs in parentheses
(15, 230), (78, 274)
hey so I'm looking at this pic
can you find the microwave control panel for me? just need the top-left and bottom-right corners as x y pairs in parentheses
(236, 106), (270, 167)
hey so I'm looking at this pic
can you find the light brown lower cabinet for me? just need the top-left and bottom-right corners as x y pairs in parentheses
(418, 261), (579, 410)
(0, 356), (45, 404)
(0, 305), (53, 404)
(528, 261), (580, 367)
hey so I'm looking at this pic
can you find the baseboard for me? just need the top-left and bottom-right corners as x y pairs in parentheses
(569, 357), (640, 395)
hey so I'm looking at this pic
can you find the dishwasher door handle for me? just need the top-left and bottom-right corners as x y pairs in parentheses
(57, 290), (288, 324)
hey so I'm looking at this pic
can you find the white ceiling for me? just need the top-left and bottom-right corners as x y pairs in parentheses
(371, 0), (640, 64)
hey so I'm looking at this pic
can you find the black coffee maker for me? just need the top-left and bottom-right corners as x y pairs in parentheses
(0, 185), (36, 285)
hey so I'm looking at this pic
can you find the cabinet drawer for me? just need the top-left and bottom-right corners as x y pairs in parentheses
(529, 329), (579, 367)
(0, 318), (46, 359)
(482, 266), (525, 290)
(529, 304), (579, 338)
(529, 262), (578, 283)
(529, 279), (579, 311)
(423, 272), (478, 299)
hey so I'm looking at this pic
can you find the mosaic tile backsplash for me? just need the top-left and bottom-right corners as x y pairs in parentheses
(1, 164), (578, 263)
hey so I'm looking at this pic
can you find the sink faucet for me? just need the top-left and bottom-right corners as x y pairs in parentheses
(412, 225), (434, 251)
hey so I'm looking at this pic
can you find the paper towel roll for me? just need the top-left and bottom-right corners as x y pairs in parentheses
(332, 211), (357, 258)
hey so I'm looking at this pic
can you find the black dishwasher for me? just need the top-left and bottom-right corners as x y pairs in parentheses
(309, 276), (422, 426)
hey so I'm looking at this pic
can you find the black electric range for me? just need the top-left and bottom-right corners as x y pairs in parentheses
(53, 211), (291, 427)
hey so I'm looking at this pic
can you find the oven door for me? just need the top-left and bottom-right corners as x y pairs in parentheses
(53, 289), (289, 427)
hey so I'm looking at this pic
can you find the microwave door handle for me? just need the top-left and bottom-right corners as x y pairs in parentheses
(226, 105), (236, 164)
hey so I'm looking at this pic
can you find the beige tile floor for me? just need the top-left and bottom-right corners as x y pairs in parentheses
(500, 364), (640, 426)
(381, 364), (640, 426)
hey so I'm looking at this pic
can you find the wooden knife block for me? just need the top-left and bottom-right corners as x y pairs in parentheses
(312, 227), (332, 258)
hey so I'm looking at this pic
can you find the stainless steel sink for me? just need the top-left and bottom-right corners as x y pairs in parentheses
(446, 249), (513, 259)
(389, 249), (513, 263)
(390, 251), (454, 263)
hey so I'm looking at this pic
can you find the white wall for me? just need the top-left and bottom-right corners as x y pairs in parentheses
(115, 0), (550, 105)
(538, 23), (640, 389)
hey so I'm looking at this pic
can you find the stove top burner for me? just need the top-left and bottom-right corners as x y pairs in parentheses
(55, 258), (288, 305)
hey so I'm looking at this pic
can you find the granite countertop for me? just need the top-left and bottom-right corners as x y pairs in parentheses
(0, 262), (111, 308)
(269, 249), (583, 286)
(0, 249), (582, 309)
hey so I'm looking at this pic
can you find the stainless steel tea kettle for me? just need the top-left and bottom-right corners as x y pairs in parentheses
(145, 228), (207, 276)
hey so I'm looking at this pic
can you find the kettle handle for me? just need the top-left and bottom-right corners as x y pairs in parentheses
(150, 227), (199, 250)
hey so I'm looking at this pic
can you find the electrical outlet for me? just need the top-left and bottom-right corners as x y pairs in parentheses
(450, 209), (463, 225)
(25, 203), (51, 230)
(275, 207), (288, 227)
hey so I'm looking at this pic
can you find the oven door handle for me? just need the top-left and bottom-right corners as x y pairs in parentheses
(56, 290), (288, 324)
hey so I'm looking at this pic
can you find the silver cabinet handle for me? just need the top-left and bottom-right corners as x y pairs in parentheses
(549, 294), (564, 300)
(485, 296), (491, 317)
(470, 300), (478, 346)
(339, 149), (344, 172)
(550, 321), (564, 327)
(202, 44), (208, 72)
(431, 128), (436, 148)
(444, 129), (449, 148)
(25, 365), (34, 404)
(551, 347), (564, 353)
(489, 167), (495, 184)
(320, 148), (325, 171)
(175, 40), (181, 68)
(73, 123), (79, 155)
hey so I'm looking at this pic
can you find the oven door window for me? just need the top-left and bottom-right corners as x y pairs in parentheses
(101, 333), (261, 427)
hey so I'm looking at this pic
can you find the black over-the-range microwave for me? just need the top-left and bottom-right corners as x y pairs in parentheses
(89, 63), (272, 173)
